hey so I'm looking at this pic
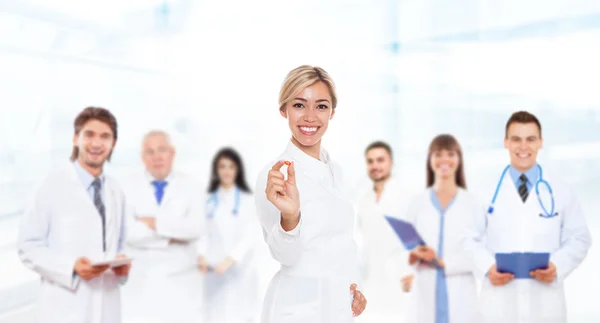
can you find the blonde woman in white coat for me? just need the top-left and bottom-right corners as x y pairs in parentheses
(198, 147), (260, 323)
(403, 134), (478, 323)
(255, 65), (367, 323)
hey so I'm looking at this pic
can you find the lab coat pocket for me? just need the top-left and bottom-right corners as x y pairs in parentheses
(274, 301), (320, 323)
(329, 281), (355, 322)
(38, 282), (80, 322)
(479, 279), (519, 318)
(532, 215), (561, 242)
(535, 283), (566, 319)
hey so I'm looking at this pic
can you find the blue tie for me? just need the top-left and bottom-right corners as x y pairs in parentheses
(151, 180), (168, 204)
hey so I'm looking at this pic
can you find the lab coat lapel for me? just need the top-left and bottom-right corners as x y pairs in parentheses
(499, 170), (541, 220)
(103, 179), (119, 255)
(65, 163), (104, 219)
(378, 178), (402, 207)
(498, 171), (524, 213)
(284, 140), (349, 204)
(327, 162), (353, 204)
(67, 163), (121, 256)
(438, 189), (463, 227)
(157, 173), (177, 207)
(160, 177), (175, 207)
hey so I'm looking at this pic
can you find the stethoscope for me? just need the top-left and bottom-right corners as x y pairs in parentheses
(487, 164), (557, 218)
(206, 186), (240, 219)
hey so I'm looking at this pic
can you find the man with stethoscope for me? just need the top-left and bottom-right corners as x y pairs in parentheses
(465, 111), (592, 323)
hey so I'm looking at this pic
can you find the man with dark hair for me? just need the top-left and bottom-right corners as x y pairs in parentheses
(504, 110), (542, 138)
(70, 106), (119, 162)
(355, 140), (414, 322)
(18, 106), (131, 323)
(365, 140), (393, 158)
(465, 110), (592, 323)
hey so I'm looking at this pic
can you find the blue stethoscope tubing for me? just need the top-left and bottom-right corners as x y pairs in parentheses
(487, 164), (556, 218)
(206, 186), (240, 218)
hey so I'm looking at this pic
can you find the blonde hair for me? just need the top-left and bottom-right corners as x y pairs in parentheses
(278, 65), (337, 111)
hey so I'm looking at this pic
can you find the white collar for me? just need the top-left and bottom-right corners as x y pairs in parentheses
(284, 139), (331, 168)
(216, 185), (237, 199)
(144, 170), (174, 184)
(283, 139), (341, 193)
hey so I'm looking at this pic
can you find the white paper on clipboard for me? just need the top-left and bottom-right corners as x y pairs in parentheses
(91, 257), (133, 268)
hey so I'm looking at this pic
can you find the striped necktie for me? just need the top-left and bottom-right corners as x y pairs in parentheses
(518, 174), (529, 202)
(91, 178), (106, 252)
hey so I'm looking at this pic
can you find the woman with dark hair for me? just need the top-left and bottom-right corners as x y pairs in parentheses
(207, 147), (252, 194)
(402, 134), (479, 323)
(197, 147), (259, 323)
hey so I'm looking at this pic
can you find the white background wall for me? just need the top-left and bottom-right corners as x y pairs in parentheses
(0, 0), (598, 321)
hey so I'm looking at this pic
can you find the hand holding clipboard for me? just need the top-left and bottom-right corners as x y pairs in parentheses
(409, 246), (444, 268)
(384, 215), (444, 269)
(495, 252), (551, 279)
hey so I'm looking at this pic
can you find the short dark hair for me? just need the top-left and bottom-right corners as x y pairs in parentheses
(70, 107), (118, 161)
(365, 141), (393, 159)
(505, 111), (542, 138)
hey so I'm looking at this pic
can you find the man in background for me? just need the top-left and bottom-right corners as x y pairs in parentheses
(120, 130), (205, 323)
(355, 141), (414, 323)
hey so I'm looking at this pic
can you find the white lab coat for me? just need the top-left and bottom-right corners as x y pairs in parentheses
(465, 168), (592, 323)
(355, 178), (412, 322)
(17, 162), (127, 323)
(402, 188), (479, 323)
(120, 171), (205, 323)
(255, 140), (361, 323)
(198, 187), (260, 323)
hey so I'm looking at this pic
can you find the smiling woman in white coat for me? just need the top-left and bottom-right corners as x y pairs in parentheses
(197, 147), (260, 323)
(403, 134), (479, 323)
(255, 65), (367, 323)
(18, 107), (131, 323)
(464, 111), (592, 323)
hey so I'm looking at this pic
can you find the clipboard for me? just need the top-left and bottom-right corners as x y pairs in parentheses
(91, 257), (134, 268)
(384, 215), (442, 269)
(495, 252), (550, 279)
